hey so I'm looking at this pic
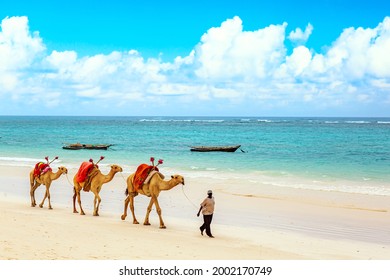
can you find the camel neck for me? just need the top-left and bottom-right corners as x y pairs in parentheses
(51, 170), (63, 180)
(160, 179), (178, 191)
(103, 169), (117, 183)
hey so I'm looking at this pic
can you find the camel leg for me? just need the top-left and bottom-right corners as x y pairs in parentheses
(40, 185), (52, 209)
(129, 195), (139, 224)
(30, 188), (35, 207)
(30, 183), (39, 207)
(153, 197), (166, 229)
(93, 193), (101, 216)
(72, 188), (78, 213)
(47, 186), (52, 210)
(143, 197), (155, 226)
(39, 186), (48, 208)
(121, 195), (130, 220)
(29, 174), (36, 207)
(121, 194), (139, 224)
(73, 188), (85, 215)
(77, 192), (85, 215)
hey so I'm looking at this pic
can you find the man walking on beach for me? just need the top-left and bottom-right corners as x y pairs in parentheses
(197, 190), (215, 238)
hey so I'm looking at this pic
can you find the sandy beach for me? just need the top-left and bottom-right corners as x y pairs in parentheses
(0, 165), (389, 260)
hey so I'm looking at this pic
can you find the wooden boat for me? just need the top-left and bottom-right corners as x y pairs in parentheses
(62, 143), (112, 150)
(190, 145), (241, 152)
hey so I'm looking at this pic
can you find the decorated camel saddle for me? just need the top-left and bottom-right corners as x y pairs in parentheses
(133, 157), (164, 192)
(33, 156), (58, 178)
(75, 156), (104, 192)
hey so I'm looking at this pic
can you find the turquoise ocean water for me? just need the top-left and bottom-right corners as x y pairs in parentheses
(1, 116), (389, 196)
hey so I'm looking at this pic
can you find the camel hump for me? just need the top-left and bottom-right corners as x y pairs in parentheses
(33, 162), (52, 178)
(75, 162), (96, 183)
(133, 164), (159, 192)
(145, 170), (164, 184)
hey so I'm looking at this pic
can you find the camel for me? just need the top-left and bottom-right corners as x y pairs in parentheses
(73, 164), (123, 216)
(29, 166), (68, 209)
(121, 172), (185, 229)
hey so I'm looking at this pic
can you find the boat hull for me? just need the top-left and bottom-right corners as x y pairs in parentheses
(190, 145), (241, 152)
(62, 143), (112, 150)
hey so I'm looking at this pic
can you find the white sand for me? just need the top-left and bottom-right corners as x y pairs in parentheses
(0, 165), (389, 260)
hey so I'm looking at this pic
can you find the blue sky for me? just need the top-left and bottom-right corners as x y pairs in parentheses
(1, 0), (390, 116)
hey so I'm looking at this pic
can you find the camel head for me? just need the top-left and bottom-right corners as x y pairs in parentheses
(110, 164), (123, 173)
(58, 166), (68, 174)
(170, 175), (185, 186)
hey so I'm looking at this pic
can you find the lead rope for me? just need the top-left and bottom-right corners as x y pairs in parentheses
(119, 172), (128, 190)
(120, 172), (126, 182)
(65, 174), (74, 189)
(181, 185), (198, 209)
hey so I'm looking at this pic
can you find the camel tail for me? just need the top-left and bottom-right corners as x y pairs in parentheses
(125, 188), (128, 196)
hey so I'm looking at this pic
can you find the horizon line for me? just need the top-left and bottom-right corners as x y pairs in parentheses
(1, 115), (390, 118)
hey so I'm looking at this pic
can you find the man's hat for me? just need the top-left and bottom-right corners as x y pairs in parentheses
(207, 190), (213, 194)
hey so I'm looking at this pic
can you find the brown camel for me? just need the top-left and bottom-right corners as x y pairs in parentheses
(121, 172), (185, 228)
(29, 166), (68, 209)
(73, 164), (123, 216)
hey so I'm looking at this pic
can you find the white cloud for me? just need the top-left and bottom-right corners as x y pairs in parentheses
(370, 78), (390, 89)
(0, 16), (45, 71)
(147, 83), (196, 96)
(367, 17), (390, 77)
(194, 16), (287, 80)
(46, 50), (78, 71)
(1, 15), (390, 116)
(77, 87), (102, 98)
(0, 73), (18, 91)
(277, 46), (312, 77)
(305, 17), (390, 82)
(211, 87), (242, 99)
(288, 23), (313, 45)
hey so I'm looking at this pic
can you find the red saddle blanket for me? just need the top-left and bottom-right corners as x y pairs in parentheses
(75, 162), (95, 183)
(33, 162), (52, 178)
(133, 164), (158, 192)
